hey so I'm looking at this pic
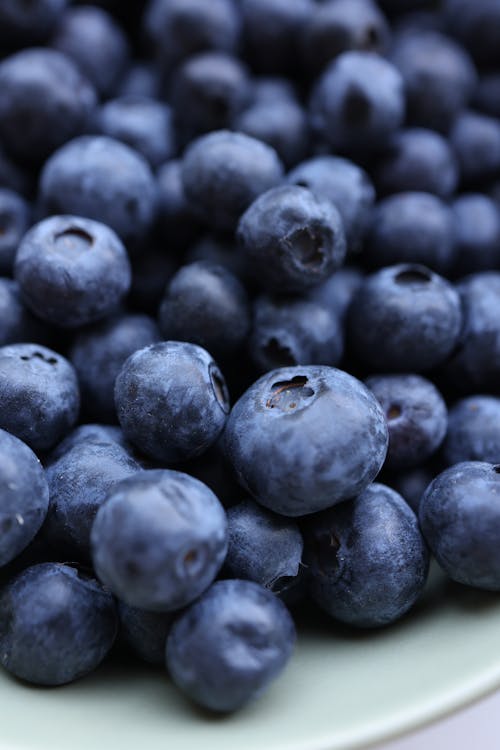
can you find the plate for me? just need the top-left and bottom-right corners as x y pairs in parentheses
(2, 566), (500, 750)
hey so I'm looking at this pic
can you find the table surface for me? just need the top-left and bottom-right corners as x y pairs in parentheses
(378, 689), (500, 750)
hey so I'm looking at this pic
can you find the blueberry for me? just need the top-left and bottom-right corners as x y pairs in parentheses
(70, 314), (161, 423)
(39, 136), (158, 249)
(0, 279), (49, 347)
(98, 97), (175, 169)
(250, 295), (343, 371)
(450, 110), (500, 184)
(0, 429), (49, 567)
(237, 185), (346, 293)
(91, 469), (228, 611)
(305, 267), (364, 322)
(166, 579), (296, 712)
(374, 128), (459, 198)
(0, 189), (30, 276)
(251, 77), (298, 105)
(144, 0), (241, 76)
(305, 483), (429, 627)
(444, 0), (500, 67)
(182, 442), (246, 509)
(15, 215), (132, 329)
(115, 342), (230, 463)
(156, 159), (201, 251)
(234, 94), (309, 169)
(48, 423), (130, 464)
(118, 602), (175, 665)
(171, 52), (251, 145)
(181, 130), (284, 232)
(0, 49), (96, 166)
(287, 156), (375, 252)
(51, 5), (129, 97)
(0, 562), (117, 686)
(301, 0), (390, 74)
(420, 461), (500, 590)
(0, 0), (69, 47)
(347, 264), (462, 372)
(366, 374), (447, 469)
(158, 262), (250, 360)
(0, 343), (79, 453)
(225, 499), (303, 597)
(311, 51), (404, 152)
(366, 192), (456, 274)
(224, 365), (388, 516)
(44, 440), (140, 561)
(452, 194), (500, 276)
(390, 30), (477, 133)
(117, 63), (160, 100)
(241, 0), (314, 75)
(444, 272), (500, 392)
(443, 397), (500, 466)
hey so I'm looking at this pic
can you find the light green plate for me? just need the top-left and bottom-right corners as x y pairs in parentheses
(2, 567), (500, 750)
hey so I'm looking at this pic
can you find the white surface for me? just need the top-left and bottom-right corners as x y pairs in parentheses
(378, 690), (500, 750)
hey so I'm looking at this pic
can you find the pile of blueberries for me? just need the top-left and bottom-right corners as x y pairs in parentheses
(1, 0), (500, 716)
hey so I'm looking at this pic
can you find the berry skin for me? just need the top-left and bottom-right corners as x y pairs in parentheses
(43, 440), (141, 562)
(158, 262), (251, 360)
(420, 462), (500, 590)
(305, 483), (429, 627)
(287, 156), (375, 252)
(443, 396), (500, 466)
(234, 93), (309, 169)
(241, 0), (313, 75)
(171, 52), (251, 145)
(0, 279), (48, 348)
(98, 96), (175, 168)
(444, 272), (500, 393)
(181, 130), (284, 232)
(15, 215), (132, 329)
(115, 342), (230, 463)
(237, 185), (346, 293)
(250, 295), (343, 372)
(347, 264), (462, 372)
(225, 499), (304, 596)
(91, 469), (228, 611)
(118, 602), (175, 665)
(166, 579), (296, 712)
(311, 51), (405, 152)
(450, 110), (500, 184)
(70, 314), (160, 423)
(390, 30), (477, 133)
(0, 49), (96, 166)
(39, 136), (158, 249)
(156, 159), (200, 251)
(0, 0), (69, 47)
(0, 428), (49, 568)
(444, 0), (500, 67)
(374, 128), (459, 198)
(144, 0), (241, 76)
(301, 0), (390, 75)
(0, 343), (79, 453)
(452, 194), (500, 276)
(0, 188), (30, 275)
(51, 5), (129, 97)
(0, 563), (117, 686)
(366, 192), (456, 274)
(49, 423), (130, 463)
(366, 374), (447, 469)
(224, 365), (388, 516)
